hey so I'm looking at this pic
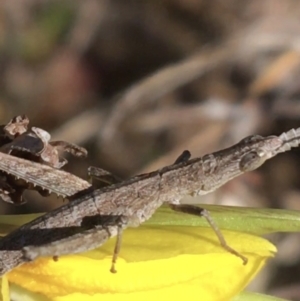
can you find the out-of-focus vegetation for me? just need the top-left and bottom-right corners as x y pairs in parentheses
(1, 1), (300, 299)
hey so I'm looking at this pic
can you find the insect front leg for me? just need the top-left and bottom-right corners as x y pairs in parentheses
(88, 166), (122, 186)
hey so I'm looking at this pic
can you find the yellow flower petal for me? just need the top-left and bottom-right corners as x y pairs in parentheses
(8, 226), (276, 301)
(0, 275), (10, 301)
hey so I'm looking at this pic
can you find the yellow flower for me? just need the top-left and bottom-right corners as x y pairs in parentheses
(5, 225), (275, 301)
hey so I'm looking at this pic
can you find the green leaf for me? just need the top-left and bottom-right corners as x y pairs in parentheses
(0, 214), (42, 236)
(1, 205), (300, 237)
(232, 291), (291, 301)
(146, 205), (300, 235)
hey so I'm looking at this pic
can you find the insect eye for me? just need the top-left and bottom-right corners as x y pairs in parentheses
(239, 151), (265, 172)
(239, 135), (263, 144)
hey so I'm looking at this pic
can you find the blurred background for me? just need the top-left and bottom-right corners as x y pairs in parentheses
(1, 0), (300, 299)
